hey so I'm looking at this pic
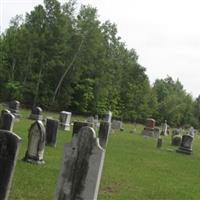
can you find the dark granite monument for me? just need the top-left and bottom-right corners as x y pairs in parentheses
(1, 112), (15, 131)
(45, 118), (59, 147)
(176, 134), (193, 155)
(0, 130), (21, 200)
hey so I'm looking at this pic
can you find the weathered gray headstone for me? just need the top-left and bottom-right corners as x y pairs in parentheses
(98, 121), (110, 148)
(1, 113), (15, 131)
(55, 126), (105, 200)
(154, 127), (160, 138)
(29, 106), (43, 120)
(187, 126), (195, 137)
(176, 134), (193, 155)
(8, 100), (20, 118)
(111, 120), (122, 130)
(45, 118), (59, 147)
(72, 121), (93, 137)
(23, 120), (46, 164)
(0, 109), (11, 128)
(59, 111), (72, 131)
(160, 120), (169, 136)
(0, 130), (21, 200)
(171, 128), (180, 139)
(142, 118), (155, 137)
(103, 111), (112, 123)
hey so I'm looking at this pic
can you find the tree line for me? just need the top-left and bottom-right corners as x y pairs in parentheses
(0, 0), (200, 128)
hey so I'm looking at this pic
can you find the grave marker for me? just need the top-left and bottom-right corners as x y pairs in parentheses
(59, 111), (72, 131)
(0, 130), (21, 200)
(55, 126), (105, 200)
(29, 106), (43, 120)
(1, 113), (15, 131)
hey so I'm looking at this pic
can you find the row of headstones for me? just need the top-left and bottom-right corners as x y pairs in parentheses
(142, 118), (195, 155)
(0, 110), (112, 199)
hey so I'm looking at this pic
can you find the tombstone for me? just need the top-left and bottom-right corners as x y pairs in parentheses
(45, 118), (59, 147)
(0, 109), (11, 127)
(72, 121), (93, 137)
(154, 127), (160, 138)
(1, 113), (15, 131)
(171, 128), (180, 139)
(8, 100), (20, 118)
(55, 126), (105, 200)
(98, 121), (110, 148)
(0, 130), (21, 200)
(23, 120), (46, 164)
(160, 120), (169, 136)
(171, 135), (182, 146)
(29, 106), (43, 120)
(187, 126), (195, 138)
(176, 134), (193, 155)
(111, 120), (123, 130)
(142, 118), (155, 137)
(59, 111), (72, 131)
(157, 137), (162, 148)
(103, 111), (112, 123)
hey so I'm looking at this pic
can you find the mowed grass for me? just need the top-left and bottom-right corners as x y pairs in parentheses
(6, 108), (200, 200)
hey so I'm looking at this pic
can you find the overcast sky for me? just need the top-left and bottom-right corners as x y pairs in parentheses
(1, 0), (200, 98)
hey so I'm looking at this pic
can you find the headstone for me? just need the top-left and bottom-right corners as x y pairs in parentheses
(157, 137), (162, 148)
(160, 120), (169, 136)
(59, 111), (72, 131)
(1, 113), (15, 131)
(171, 128), (180, 139)
(23, 120), (46, 164)
(8, 100), (20, 118)
(55, 126), (105, 200)
(0, 130), (21, 200)
(45, 118), (59, 147)
(72, 121), (93, 137)
(98, 121), (110, 148)
(103, 111), (112, 123)
(187, 126), (195, 138)
(142, 118), (155, 137)
(29, 106), (43, 120)
(176, 134), (193, 155)
(111, 120), (122, 130)
(171, 135), (182, 146)
(154, 127), (160, 138)
(0, 109), (11, 127)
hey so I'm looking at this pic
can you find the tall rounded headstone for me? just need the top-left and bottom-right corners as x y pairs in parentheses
(23, 120), (46, 164)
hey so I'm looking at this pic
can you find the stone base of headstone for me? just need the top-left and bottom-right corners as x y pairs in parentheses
(142, 127), (154, 137)
(23, 154), (45, 164)
(29, 114), (43, 121)
(176, 147), (192, 155)
(171, 135), (182, 146)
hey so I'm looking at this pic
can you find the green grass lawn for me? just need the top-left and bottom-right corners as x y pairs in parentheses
(6, 109), (200, 199)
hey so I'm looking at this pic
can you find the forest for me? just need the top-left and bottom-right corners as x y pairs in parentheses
(0, 0), (200, 128)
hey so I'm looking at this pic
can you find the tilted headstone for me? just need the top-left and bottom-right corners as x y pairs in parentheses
(0, 130), (21, 200)
(23, 120), (46, 164)
(59, 111), (72, 131)
(160, 120), (169, 136)
(45, 118), (59, 147)
(55, 126), (105, 200)
(176, 134), (193, 155)
(72, 121), (93, 137)
(142, 118), (155, 137)
(103, 111), (112, 123)
(8, 100), (20, 118)
(154, 127), (160, 138)
(1, 113), (15, 131)
(98, 121), (110, 148)
(29, 106), (43, 120)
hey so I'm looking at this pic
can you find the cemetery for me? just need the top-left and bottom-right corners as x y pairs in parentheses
(2, 0), (200, 199)
(1, 104), (200, 200)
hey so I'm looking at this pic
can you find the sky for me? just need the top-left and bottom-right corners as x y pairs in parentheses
(1, 0), (200, 98)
